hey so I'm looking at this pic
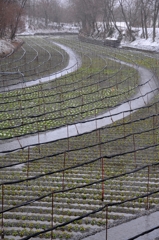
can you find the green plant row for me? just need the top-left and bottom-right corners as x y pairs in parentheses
(1, 35), (159, 239)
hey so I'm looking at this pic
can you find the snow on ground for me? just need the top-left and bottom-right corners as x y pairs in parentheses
(0, 39), (14, 57)
(0, 38), (23, 58)
(94, 24), (159, 52)
(121, 37), (159, 52)
(121, 27), (159, 52)
(1, 26), (159, 57)
(20, 18), (80, 36)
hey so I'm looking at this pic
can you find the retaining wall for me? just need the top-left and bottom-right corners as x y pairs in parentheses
(78, 35), (121, 48)
(35, 32), (78, 36)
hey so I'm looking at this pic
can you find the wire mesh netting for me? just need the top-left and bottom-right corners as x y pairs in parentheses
(0, 35), (159, 240)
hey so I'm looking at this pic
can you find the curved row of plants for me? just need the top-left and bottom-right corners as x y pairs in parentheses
(0, 35), (159, 240)
(0, 36), (138, 139)
(0, 37), (68, 88)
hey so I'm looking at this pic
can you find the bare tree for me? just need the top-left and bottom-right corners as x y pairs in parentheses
(152, 0), (159, 41)
(139, 0), (159, 41)
(32, 0), (60, 27)
(119, 0), (140, 41)
(0, 0), (27, 39)
(138, 0), (152, 39)
(0, 1), (7, 38)
(24, 0), (159, 43)
(101, 0), (122, 38)
(101, 0), (113, 37)
(10, 0), (27, 39)
(70, 0), (101, 36)
(59, 4), (76, 23)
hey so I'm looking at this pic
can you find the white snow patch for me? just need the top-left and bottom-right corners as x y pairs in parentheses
(0, 40), (14, 57)
(20, 18), (80, 35)
(121, 27), (159, 52)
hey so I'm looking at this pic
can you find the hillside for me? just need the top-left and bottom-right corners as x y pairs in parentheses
(0, 39), (23, 58)
(1, 23), (159, 57)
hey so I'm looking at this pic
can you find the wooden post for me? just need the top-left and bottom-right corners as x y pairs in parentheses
(123, 112), (125, 137)
(129, 101), (132, 121)
(63, 153), (66, 190)
(133, 134), (137, 168)
(101, 158), (104, 202)
(153, 115), (156, 144)
(99, 129), (101, 158)
(67, 125), (69, 151)
(38, 131), (40, 154)
(27, 147), (30, 187)
(146, 166), (150, 210)
(106, 206), (108, 240)
(95, 109), (98, 139)
(51, 193), (54, 240)
(27, 147), (30, 178)
(1, 184), (4, 239)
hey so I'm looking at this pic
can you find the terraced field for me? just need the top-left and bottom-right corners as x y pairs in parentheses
(0, 35), (159, 240)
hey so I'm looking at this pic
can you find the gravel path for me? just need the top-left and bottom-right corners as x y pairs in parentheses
(82, 211), (159, 240)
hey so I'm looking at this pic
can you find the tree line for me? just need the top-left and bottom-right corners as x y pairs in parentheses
(27, 0), (159, 42)
(1, 0), (159, 42)
(70, 0), (159, 42)
(0, 0), (27, 39)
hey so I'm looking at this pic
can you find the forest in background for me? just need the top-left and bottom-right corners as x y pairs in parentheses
(0, 0), (27, 39)
(1, 0), (159, 42)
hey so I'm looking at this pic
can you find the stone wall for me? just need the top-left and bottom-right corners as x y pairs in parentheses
(78, 35), (121, 48)
(35, 32), (78, 36)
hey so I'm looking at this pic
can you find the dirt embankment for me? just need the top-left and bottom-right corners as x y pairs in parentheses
(0, 38), (24, 58)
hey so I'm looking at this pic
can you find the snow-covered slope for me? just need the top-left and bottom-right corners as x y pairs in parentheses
(0, 39), (23, 58)
(1, 25), (159, 57)
(121, 27), (159, 52)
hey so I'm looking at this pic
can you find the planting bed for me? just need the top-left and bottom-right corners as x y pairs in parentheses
(0, 37), (138, 139)
(0, 37), (68, 87)
(0, 35), (159, 240)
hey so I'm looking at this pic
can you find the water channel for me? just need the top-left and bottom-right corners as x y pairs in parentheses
(0, 41), (158, 154)
(82, 211), (159, 240)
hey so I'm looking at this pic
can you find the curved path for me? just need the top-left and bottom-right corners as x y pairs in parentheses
(0, 42), (158, 153)
(83, 211), (159, 240)
(0, 41), (81, 92)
